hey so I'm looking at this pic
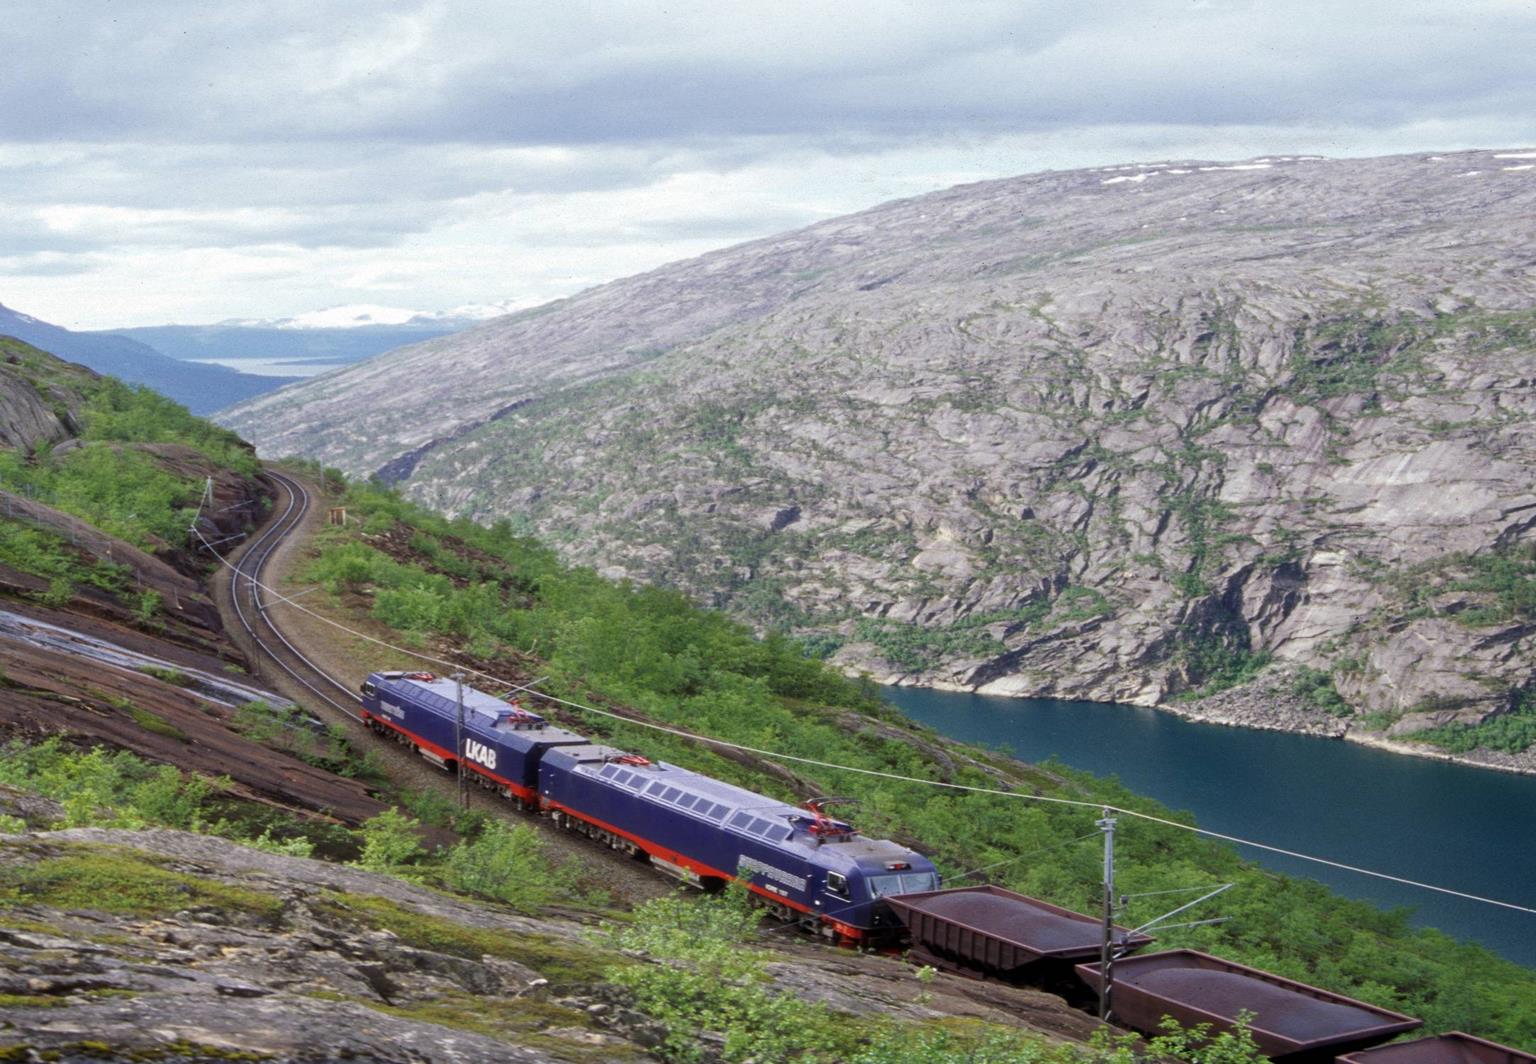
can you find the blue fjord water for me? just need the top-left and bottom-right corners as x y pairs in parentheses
(882, 685), (1536, 969)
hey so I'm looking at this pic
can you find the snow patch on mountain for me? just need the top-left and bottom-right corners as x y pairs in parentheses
(217, 300), (530, 330)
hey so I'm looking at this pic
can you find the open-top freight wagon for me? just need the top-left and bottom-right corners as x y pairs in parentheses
(1075, 949), (1422, 1063)
(1338, 1032), (1536, 1064)
(884, 883), (1154, 997)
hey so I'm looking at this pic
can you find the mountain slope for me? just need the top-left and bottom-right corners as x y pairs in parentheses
(222, 150), (1536, 750)
(0, 303), (295, 413)
(0, 336), (388, 819)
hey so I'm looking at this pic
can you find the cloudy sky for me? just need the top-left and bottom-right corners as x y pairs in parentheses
(2, 1), (1532, 329)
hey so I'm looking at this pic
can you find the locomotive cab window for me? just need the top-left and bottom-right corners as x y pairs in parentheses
(826, 872), (850, 898)
(866, 872), (939, 898)
(361, 680), (377, 697)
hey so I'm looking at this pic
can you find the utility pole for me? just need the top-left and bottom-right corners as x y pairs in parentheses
(454, 671), (468, 810)
(1097, 807), (1117, 1022)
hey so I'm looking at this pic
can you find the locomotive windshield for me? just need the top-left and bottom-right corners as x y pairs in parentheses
(866, 871), (939, 898)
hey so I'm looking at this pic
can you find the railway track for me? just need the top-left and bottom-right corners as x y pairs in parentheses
(226, 469), (361, 722)
(216, 468), (675, 904)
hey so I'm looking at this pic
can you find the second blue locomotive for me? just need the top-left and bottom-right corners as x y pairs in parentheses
(359, 670), (939, 940)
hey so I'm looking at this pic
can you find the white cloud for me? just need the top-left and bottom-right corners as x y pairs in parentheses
(0, 2), (1532, 327)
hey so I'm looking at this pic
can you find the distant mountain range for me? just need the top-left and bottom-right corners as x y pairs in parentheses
(220, 148), (1536, 760)
(0, 302), (484, 414)
(103, 321), (462, 375)
(211, 301), (524, 330)
(0, 303), (294, 414)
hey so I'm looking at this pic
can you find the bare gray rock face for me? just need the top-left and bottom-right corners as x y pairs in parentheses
(223, 150), (1536, 752)
(0, 360), (81, 451)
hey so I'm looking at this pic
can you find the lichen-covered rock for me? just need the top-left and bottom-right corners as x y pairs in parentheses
(0, 832), (631, 1062)
(0, 830), (1101, 1061)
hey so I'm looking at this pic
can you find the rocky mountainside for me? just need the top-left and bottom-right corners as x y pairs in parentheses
(223, 149), (1536, 751)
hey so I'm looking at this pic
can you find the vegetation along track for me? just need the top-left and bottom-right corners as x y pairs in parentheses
(212, 466), (672, 904)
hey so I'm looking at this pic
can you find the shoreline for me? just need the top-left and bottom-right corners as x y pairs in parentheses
(874, 673), (1536, 777)
(1160, 697), (1536, 776)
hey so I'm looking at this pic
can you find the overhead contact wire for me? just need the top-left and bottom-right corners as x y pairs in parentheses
(197, 473), (1536, 920)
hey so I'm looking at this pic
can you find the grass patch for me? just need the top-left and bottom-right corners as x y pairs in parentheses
(0, 993), (68, 1008)
(0, 847), (283, 922)
(332, 992), (637, 1061)
(121, 703), (190, 741)
(315, 891), (621, 986)
(137, 666), (194, 687)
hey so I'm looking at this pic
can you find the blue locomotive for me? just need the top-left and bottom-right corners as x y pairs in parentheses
(359, 671), (940, 940)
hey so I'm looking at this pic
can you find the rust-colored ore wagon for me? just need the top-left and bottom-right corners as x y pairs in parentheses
(1338, 1032), (1535, 1064)
(884, 885), (1153, 991)
(1075, 949), (1421, 1063)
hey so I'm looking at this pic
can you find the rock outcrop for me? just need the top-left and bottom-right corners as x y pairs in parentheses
(0, 830), (1100, 1061)
(222, 150), (1536, 748)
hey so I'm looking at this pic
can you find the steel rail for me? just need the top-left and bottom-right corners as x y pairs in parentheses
(227, 470), (362, 721)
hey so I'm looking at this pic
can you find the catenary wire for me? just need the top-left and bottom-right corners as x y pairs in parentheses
(193, 475), (1536, 919)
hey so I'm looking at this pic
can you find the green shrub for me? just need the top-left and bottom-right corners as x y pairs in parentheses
(355, 808), (427, 873)
(0, 739), (218, 829)
(606, 888), (842, 1062)
(443, 821), (578, 911)
(245, 827), (316, 858)
(1175, 638), (1272, 699)
(1409, 689), (1536, 754)
(1292, 666), (1352, 717)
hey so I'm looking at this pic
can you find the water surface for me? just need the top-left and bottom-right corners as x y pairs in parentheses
(188, 357), (350, 377)
(883, 686), (1536, 968)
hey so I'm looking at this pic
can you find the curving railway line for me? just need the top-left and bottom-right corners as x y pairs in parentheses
(214, 468), (676, 906)
(224, 469), (363, 722)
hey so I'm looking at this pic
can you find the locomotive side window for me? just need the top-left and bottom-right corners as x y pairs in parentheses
(826, 872), (850, 898)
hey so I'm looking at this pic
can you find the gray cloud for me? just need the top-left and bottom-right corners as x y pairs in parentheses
(0, 256), (97, 277)
(4, 3), (1531, 144)
(0, 1), (1531, 325)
